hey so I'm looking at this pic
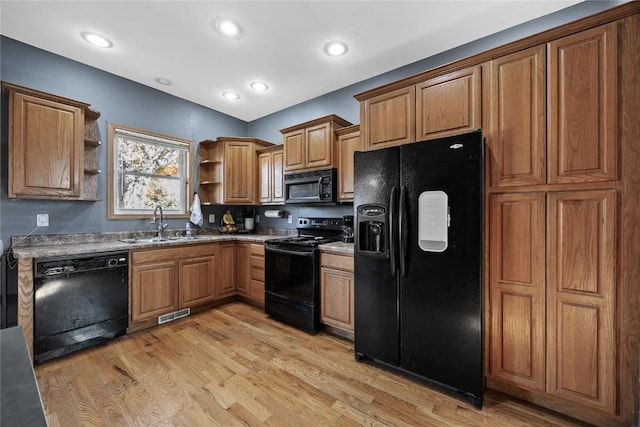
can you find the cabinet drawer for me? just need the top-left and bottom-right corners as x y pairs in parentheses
(251, 243), (265, 256)
(250, 255), (265, 269)
(251, 268), (264, 282)
(320, 253), (353, 272)
(132, 243), (217, 264)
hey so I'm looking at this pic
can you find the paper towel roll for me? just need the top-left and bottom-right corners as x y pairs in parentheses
(264, 209), (284, 218)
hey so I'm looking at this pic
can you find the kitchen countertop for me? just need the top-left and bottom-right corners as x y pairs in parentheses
(0, 326), (47, 427)
(11, 233), (277, 259)
(318, 241), (354, 256)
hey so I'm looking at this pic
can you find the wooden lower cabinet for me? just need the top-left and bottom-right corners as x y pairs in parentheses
(131, 261), (179, 323)
(130, 244), (218, 326)
(488, 192), (546, 391)
(179, 256), (216, 308)
(216, 242), (237, 298)
(547, 190), (616, 413)
(235, 243), (251, 295)
(249, 244), (265, 305)
(488, 189), (617, 419)
(320, 252), (354, 338)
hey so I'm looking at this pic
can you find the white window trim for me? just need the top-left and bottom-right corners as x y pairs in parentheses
(107, 122), (193, 219)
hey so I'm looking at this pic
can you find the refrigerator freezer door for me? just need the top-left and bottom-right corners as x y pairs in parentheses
(354, 147), (401, 366)
(399, 131), (484, 406)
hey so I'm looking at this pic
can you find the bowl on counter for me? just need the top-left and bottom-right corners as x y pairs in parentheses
(218, 224), (239, 234)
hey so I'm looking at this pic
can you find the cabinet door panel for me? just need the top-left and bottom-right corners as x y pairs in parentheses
(179, 256), (215, 308)
(284, 130), (305, 171)
(305, 123), (332, 169)
(131, 261), (179, 322)
(485, 46), (546, 188)
(272, 149), (285, 203)
(216, 243), (237, 298)
(320, 267), (354, 331)
(236, 243), (251, 295)
(416, 66), (481, 140)
(224, 143), (254, 203)
(547, 190), (615, 413)
(10, 93), (84, 198)
(363, 86), (416, 150)
(548, 23), (617, 183)
(258, 152), (272, 203)
(488, 193), (545, 391)
(337, 130), (362, 202)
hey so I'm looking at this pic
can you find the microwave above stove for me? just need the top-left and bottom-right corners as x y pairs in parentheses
(284, 168), (336, 204)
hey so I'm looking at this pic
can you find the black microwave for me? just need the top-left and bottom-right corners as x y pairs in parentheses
(284, 168), (336, 204)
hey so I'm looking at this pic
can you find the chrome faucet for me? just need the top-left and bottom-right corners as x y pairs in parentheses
(150, 205), (168, 239)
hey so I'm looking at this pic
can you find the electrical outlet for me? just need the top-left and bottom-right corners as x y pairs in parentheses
(287, 215), (293, 224)
(36, 213), (49, 227)
(255, 214), (260, 224)
(208, 214), (215, 224)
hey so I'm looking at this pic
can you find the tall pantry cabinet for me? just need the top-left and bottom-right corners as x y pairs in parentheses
(354, 4), (640, 425)
(484, 19), (633, 424)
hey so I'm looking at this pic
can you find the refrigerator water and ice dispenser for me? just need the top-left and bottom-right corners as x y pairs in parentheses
(356, 205), (387, 256)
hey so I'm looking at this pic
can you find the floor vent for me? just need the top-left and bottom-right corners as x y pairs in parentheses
(157, 308), (191, 325)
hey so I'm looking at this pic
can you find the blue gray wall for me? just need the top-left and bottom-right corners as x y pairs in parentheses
(247, 1), (626, 143)
(0, 1), (625, 248)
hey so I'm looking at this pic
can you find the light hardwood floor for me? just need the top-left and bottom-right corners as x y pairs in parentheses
(35, 302), (589, 426)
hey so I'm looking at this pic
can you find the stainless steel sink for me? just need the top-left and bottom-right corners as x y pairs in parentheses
(119, 237), (168, 244)
(120, 236), (210, 244)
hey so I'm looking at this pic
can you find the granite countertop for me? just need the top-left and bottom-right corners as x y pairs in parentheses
(319, 241), (354, 256)
(11, 233), (277, 259)
(0, 326), (48, 427)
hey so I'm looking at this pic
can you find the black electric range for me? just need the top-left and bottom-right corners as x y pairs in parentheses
(264, 217), (343, 333)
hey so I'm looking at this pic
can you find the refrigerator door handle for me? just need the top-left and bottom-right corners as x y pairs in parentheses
(389, 186), (397, 275)
(399, 185), (408, 278)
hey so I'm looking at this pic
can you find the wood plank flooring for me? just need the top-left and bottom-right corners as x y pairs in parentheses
(35, 302), (590, 426)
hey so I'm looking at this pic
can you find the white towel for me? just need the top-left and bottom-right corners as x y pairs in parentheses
(190, 193), (203, 227)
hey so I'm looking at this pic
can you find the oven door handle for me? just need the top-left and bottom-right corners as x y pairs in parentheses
(265, 245), (314, 257)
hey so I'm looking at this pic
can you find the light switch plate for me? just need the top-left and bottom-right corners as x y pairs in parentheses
(208, 214), (215, 224)
(36, 213), (49, 227)
(287, 215), (293, 224)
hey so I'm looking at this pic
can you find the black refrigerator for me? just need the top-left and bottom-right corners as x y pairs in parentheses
(353, 130), (484, 407)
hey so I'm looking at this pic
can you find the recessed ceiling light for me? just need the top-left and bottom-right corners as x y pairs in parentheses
(155, 77), (172, 86)
(250, 81), (269, 92)
(324, 41), (348, 57)
(222, 91), (240, 100)
(215, 19), (241, 38)
(81, 31), (113, 48)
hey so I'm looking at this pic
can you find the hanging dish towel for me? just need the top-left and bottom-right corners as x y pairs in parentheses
(190, 193), (203, 227)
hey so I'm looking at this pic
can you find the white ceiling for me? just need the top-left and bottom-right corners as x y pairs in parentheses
(1, 1), (585, 122)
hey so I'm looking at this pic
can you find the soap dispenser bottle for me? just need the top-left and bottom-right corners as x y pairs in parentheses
(185, 222), (192, 238)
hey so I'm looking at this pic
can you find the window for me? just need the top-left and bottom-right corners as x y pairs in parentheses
(108, 122), (192, 219)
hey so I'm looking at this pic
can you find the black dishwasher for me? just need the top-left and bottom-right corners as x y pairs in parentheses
(34, 251), (128, 364)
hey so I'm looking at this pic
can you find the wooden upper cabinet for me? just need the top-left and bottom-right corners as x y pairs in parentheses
(224, 140), (257, 204)
(305, 122), (332, 170)
(416, 66), (482, 141)
(198, 137), (274, 205)
(281, 115), (352, 172)
(283, 129), (305, 171)
(336, 125), (362, 202)
(6, 87), (85, 199)
(488, 192), (546, 392)
(547, 190), (616, 414)
(258, 145), (285, 205)
(361, 86), (415, 150)
(484, 46), (546, 188)
(547, 23), (617, 184)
